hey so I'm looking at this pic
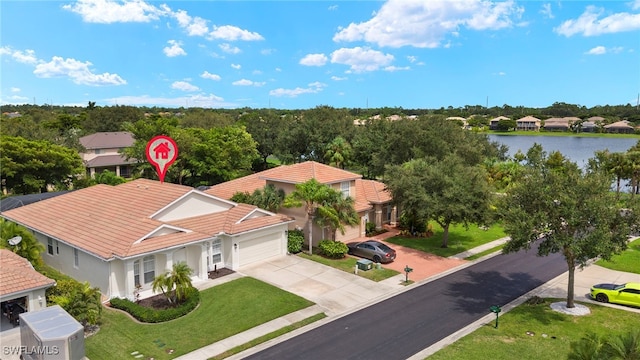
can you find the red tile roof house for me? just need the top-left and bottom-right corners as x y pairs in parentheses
(1, 179), (293, 301)
(516, 116), (541, 131)
(79, 131), (136, 178)
(204, 161), (396, 245)
(0, 249), (55, 329)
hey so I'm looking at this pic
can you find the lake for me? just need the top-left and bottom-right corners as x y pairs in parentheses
(488, 135), (639, 168)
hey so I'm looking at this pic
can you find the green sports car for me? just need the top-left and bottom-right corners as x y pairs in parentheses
(590, 282), (640, 307)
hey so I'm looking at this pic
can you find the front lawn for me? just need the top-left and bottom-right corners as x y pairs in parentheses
(428, 298), (640, 360)
(85, 277), (315, 360)
(298, 252), (400, 282)
(596, 238), (640, 274)
(386, 223), (506, 258)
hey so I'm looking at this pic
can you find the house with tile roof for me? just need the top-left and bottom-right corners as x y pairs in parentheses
(1, 179), (293, 301)
(205, 161), (396, 245)
(604, 120), (636, 134)
(0, 249), (55, 329)
(489, 116), (510, 130)
(516, 116), (541, 131)
(79, 131), (136, 178)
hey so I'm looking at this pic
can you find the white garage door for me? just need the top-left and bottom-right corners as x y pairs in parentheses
(239, 232), (282, 267)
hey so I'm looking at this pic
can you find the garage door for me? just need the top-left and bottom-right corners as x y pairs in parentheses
(239, 232), (282, 267)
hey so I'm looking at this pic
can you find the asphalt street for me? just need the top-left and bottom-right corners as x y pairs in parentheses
(246, 246), (567, 360)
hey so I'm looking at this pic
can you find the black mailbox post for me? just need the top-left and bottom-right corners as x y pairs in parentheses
(404, 265), (413, 282)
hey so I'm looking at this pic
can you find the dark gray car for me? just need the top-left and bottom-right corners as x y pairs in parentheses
(347, 240), (396, 263)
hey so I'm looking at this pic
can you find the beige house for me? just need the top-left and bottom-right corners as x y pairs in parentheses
(79, 132), (136, 178)
(489, 116), (510, 130)
(516, 116), (541, 131)
(1, 179), (292, 301)
(0, 249), (55, 330)
(205, 161), (396, 244)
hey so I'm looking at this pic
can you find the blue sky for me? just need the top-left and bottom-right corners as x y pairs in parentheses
(1, 0), (639, 110)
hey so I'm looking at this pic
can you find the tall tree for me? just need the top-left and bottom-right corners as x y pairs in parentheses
(283, 179), (335, 254)
(501, 148), (636, 308)
(324, 136), (352, 169)
(385, 155), (493, 247)
(315, 192), (359, 240)
(0, 136), (84, 194)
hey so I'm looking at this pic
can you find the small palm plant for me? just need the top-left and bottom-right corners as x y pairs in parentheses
(152, 262), (194, 305)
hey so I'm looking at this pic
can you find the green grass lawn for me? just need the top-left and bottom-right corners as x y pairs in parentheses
(386, 223), (506, 258)
(85, 277), (315, 360)
(298, 252), (400, 282)
(595, 238), (640, 274)
(428, 298), (640, 360)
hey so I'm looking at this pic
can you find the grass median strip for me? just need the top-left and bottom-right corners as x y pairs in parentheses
(210, 313), (327, 359)
(298, 252), (399, 281)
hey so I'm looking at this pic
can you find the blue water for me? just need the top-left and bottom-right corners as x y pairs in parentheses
(488, 135), (639, 168)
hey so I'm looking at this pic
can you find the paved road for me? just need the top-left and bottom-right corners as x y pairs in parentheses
(246, 246), (567, 360)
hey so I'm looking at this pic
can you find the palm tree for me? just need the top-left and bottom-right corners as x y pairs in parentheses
(50, 281), (102, 327)
(0, 218), (45, 266)
(568, 332), (606, 360)
(602, 329), (640, 360)
(251, 184), (285, 212)
(152, 262), (194, 304)
(283, 179), (334, 254)
(324, 136), (352, 169)
(316, 192), (359, 240)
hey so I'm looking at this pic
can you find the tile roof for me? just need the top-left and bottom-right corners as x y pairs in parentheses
(259, 161), (361, 184)
(85, 154), (136, 167)
(0, 249), (55, 297)
(1, 179), (291, 260)
(205, 161), (391, 212)
(80, 132), (134, 149)
(516, 116), (541, 122)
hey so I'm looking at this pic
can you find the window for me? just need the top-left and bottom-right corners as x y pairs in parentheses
(94, 149), (102, 155)
(73, 249), (79, 267)
(211, 239), (222, 264)
(133, 260), (140, 287)
(340, 181), (350, 198)
(143, 256), (155, 284)
(56, 240), (59, 254)
(47, 238), (53, 255)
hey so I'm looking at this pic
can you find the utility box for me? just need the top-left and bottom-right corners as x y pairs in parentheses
(19, 305), (85, 360)
(356, 259), (373, 271)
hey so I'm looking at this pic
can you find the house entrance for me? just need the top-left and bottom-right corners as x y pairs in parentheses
(207, 239), (223, 272)
(1, 297), (27, 330)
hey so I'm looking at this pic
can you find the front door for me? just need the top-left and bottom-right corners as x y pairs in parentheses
(207, 239), (223, 271)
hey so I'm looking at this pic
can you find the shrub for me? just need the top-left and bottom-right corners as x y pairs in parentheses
(365, 222), (377, 236)
(109, 287), (200, 323)
(318, 239), (348, 259)
(287, 229), (304, 254)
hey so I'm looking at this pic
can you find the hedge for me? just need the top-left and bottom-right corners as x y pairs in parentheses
(318, 239), (348, 258)
(109, 287), (200, 323)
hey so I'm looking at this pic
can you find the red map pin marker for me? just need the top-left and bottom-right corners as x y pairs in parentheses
(145, 135), (179, 183)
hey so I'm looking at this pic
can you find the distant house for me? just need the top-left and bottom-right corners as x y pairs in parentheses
(604, 121), (635, 134)
(205, 161), (396, 243)
(1, 179), (293, 300)
(79, 132), (136, 178)
(489, 116), (510, 130)
(446, 116), (469, 129)
(0, 249), (55, 328)
(543, 117), (580, 132)
(516, 116), (541, 131)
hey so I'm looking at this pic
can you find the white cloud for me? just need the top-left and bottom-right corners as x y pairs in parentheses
(209, 25), (264, 41)
(631, 0), (640, 11)
(384, 65), (410, 72)
(231, 63), (241, 70)
(540, 3), (554, 19)
(171, 81), (199, 92)
(106, 93), (231, 107)
(219, 43), (241, 54)
(163, 40), (186, 57)
(261, 48), (275, 55)
(330, 47), (394, 73)
(33, 56), (126, 86)
(11, 87), (20, 93)
(333, 0), (523, 48)
(62, 0), (165, 24)
(586, 45), (625, 55)
(269, 82), (326, 97)
(328, 5), (338, 11)
(201, 71), (221, 81)
(275, 67), (282, 72)
(407, 55), (418, 63)
(331, 76), (347, 81)
(252, 70), (262, 75)
(586, 46), (606, 55)
(232, 79), (265, 86)
(172, 9), (209, 36)
(0, 47), (39, 64)
(300, 53), (328, 66)
(555, 5), (640, 37)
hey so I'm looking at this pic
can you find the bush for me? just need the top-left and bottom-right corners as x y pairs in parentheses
(109, 287), (200, 323)
(318, 239), (348, 259)
(365, 222), (377, 236)
(287, 229), (304, 254)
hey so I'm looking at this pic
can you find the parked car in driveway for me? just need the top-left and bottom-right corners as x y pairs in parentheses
(590, 282), (640, 308)
(347, 240), (396, 263)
